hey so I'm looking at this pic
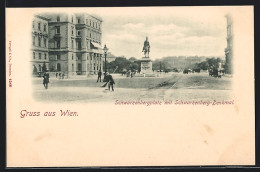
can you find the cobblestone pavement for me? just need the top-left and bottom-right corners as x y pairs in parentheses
(33, 73), (232, 103)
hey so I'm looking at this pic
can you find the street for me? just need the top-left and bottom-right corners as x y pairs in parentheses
(32, 72), (232, 103)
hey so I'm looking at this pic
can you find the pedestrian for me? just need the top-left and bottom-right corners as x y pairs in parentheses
(56, 72), (58, 78)
(59, 73), (61, 79)
(107, 72), (115, 92)
(62, 73), (64, 79)
(43, 72), (49, 89)
(97, 70), (102, 82)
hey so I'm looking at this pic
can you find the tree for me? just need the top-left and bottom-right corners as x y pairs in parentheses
(152, 60), (169, 71)
(129, 57), (137, 62)
(196, 58), (224, 70)
(107, 57), (141, 73)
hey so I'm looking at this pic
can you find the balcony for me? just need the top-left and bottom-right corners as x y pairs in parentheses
(54, 33), (62, 38)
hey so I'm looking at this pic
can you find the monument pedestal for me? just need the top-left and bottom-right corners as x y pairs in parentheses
(138, 57), (155, 77)
(140, 57), (153, 74)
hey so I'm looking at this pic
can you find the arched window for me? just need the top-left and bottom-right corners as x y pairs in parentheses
(57, 63), (61, 71)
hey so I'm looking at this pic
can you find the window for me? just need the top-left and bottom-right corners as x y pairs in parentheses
(57, 63), (61, 71)
(72, 54), (74, 60)
(33, 36), (35, 45)
(91, 55), (92, 60)
(56, 40), (60, 48)
(57, 16), (60, 22)
(57, 54), (61, 60)
(44, 53), (47, 60)
(44, 24), (46, 32)
(87, 55), (89, 60)
(71, 39), (74, 48)
(33, 52), (35, 59)
(77, 31), (81, 36)
(77, 41), (81, 49)
(44, 38), (47, 47)
(39, 53), (41, 59)
(71, 27), (74, 35)
(78, 64), (82, 72)
(78, 56), (81, 60)
(90, 32), (91, 38)
(38, 23), (41, 30)
(72, 64), (74, 72)
(38, 37), (41, 47)
(71, 16), (73, 23)
(78, 18), (80, 24)
(56, 26), (60, 34)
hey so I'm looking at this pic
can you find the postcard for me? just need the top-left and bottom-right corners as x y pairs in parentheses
(6, 6), (254, 167)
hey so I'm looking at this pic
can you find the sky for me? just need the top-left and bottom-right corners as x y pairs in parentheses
(73, 7), (230, 60)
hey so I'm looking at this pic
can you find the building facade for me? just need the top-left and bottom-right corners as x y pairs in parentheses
(225, 14), (233, 74)
(32, 13), (103, 77)
(31, 15), (50, 75)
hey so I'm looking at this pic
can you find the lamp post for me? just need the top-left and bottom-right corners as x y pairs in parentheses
(103, 44), (108, 73)
(103, 44), (108, 81)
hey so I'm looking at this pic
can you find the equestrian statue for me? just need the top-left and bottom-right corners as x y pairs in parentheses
(142, 36), (150, 58)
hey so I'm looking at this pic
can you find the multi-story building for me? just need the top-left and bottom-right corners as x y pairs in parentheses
(31, 15), (50, 75)
(225, 14), (233, 74)
(34, 13), (103, 77)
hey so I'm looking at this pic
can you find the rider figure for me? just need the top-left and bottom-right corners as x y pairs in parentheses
(142, 36), (150, 57)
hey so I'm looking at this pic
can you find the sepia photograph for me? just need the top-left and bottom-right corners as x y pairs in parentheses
(31, 8), (233, 103)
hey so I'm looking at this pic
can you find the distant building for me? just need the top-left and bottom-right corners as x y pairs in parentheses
(169, 56), (206, 69)
(225, 14), (233, 74)
(106, 52), (117, 63)
(31, 15), (50, 74)
(32, 13), (103, 76)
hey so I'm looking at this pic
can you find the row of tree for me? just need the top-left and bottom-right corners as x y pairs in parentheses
(106, 57), (225, 73)
(106, 57), (141, 73)
(195, 58), (224, 70)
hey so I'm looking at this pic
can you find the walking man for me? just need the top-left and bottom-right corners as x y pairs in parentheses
(97, 70), (102, 82)
(43, 72), (49, 89)
(107, 72), (115, 92)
